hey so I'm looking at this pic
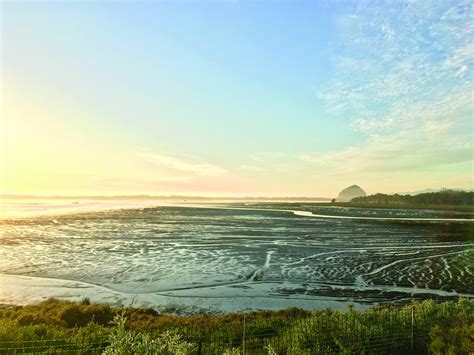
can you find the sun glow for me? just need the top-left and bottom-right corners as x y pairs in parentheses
(1, 1), (472, 197)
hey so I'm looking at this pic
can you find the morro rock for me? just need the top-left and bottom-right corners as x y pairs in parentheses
(336, 185), (366, 202)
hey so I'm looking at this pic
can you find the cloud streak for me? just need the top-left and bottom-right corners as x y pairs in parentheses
(311, 0), (473, 185)
(137, 153), (228, 177)
(320, 0), (472, 131)
(240, 164), (265, 173)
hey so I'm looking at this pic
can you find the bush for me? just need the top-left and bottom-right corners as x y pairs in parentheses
(103, 314), (195, 355)
(60, 304), (87, 327)
(57, 303), (114, 328)
(0, 299), (472, 354)
(428, 300), (474, 354)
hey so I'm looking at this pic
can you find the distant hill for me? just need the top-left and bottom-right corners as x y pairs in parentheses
(351, 190), (474, 206)
(336, 185), (366, 202)
(397, 188), (474, 195)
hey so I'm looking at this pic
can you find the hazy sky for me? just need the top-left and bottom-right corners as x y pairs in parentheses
(1, 0), (473, 197)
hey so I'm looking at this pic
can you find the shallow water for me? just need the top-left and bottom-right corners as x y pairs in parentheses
(0, 205), (472, 311)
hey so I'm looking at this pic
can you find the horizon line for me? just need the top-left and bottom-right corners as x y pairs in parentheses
(0, 193), (334, 200)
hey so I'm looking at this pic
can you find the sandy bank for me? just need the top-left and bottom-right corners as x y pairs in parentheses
(0, 274), (372, 313)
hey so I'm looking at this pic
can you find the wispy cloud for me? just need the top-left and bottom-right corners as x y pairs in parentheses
(319, 0), (473, 135)
(239, 164), (265, 172)
(137, 153), (228, 177)
(250, 152), (287, 163)
(311, 0), (473, 185)
(299, 131), (472, 175)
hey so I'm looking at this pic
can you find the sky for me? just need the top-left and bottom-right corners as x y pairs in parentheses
(1, 0), (473, 197)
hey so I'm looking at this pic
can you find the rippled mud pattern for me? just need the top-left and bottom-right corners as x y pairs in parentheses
(0, 206), (473, 306)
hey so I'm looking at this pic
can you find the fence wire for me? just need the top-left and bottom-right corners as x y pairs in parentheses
(0, 305), (447, 354)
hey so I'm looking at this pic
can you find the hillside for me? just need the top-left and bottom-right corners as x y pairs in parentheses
(351, 190), (474, 206)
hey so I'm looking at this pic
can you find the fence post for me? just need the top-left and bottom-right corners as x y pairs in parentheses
(242, 313), (246, 355)
(197, 339), (202, 355)
(411, 305), (415, 354)
(197, 325), (202, 355)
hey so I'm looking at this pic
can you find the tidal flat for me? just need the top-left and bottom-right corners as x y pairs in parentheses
(0, 204), (472, 313)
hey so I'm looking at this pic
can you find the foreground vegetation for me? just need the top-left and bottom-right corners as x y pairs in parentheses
(0, 298), (472, 354)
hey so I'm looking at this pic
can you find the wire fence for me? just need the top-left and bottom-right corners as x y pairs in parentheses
(0, 305), (443, 354)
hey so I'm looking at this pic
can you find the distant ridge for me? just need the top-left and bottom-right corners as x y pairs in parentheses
(352, 190), (474, 206)
(0, 194), (332, 201)
(397, 188), (474, 195)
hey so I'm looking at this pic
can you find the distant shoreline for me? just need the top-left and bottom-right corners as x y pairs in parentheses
(1, 200), (472, 221)
(315, 202), (474, 213)
(0, 194), (332, 201)
(0, 199), (333, 220)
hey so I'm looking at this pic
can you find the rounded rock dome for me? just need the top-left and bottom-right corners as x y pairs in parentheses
(336, 185), (367, 202)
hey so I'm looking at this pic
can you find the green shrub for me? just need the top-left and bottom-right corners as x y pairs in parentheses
(428, 301), (474, 355)
(103, 314), (195, 355)
(56, 302), (115, 328)
(0, 298), (472, 354)
(60, 304), (87, 327)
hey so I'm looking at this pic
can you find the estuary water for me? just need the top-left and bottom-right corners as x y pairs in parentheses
(0, 204), (472, 312)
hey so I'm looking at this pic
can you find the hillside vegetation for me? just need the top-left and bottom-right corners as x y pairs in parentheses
(351, 190), (474, 206)
(0, 298), (472, 354)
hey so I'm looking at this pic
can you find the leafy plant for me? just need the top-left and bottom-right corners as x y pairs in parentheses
(102, 313), (195, 355)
